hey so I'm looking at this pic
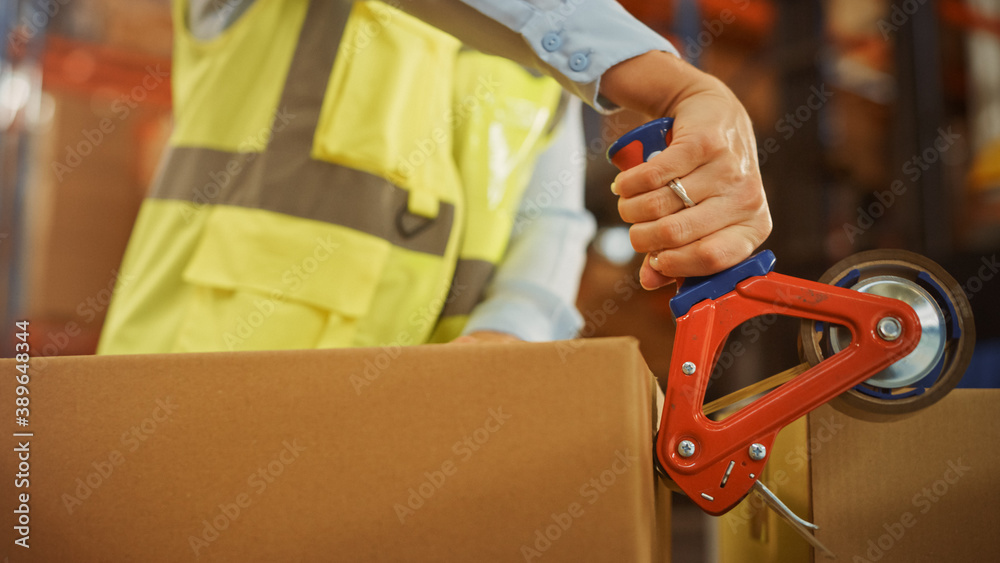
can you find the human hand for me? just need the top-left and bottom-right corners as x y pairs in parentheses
(601, 51), (772, 289)
(451, 331), (522, 344)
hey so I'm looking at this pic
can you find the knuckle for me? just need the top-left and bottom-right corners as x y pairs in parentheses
(628, 226), (647, 252)
(617, 197), (634, 223)
(722, 176), (767, 214)
(641, 192), (668, 220)
(741, 180), (767, 208)
(742, 193), (773, 244)
(639, 166), (667, 192)
(682, 140), (707, 166)
(695, 130), (726, 161)
(657, 218), (689, 247)
(697, 242), (738, 273)
(758, 210), (773, 240)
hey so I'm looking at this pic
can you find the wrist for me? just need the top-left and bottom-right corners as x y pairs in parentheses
(600, 50), (717, 118)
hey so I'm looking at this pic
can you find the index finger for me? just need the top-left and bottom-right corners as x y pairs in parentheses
(613, 138), (703, 199)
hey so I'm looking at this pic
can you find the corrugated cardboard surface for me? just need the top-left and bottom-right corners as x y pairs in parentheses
(1, 337), (669, 562)
(719, 389), (999, 562)
(811, 390), (1000, 562)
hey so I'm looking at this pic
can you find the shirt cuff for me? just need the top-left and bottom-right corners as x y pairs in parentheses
(462, 282), (584, 342)
(459, 0), (679, 112)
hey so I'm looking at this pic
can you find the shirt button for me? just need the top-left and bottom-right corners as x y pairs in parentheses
(541, 32), (562, 52)
(569, 51), (590, 72)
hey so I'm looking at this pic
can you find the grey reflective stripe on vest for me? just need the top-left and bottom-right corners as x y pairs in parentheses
(439, 259), (496, 317)
(153, 0), (456, 257)
(152, 147), (456, 256)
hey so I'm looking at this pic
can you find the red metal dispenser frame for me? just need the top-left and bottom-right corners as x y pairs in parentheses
(658, 273), (919, 514)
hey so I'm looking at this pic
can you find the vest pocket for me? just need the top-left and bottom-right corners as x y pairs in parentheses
(311, 1), (461, 205)
(175, 206), (391, 351)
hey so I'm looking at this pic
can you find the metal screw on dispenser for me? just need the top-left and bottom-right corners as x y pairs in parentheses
(748, 443), (767, 461)
(681, 362), (696, 375)
(877, 317), (902, 341)
(678, 440), (696, 458)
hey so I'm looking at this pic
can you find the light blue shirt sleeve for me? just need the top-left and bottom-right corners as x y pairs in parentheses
(398, 0), (679, 112)
(462, 98), (596, 341)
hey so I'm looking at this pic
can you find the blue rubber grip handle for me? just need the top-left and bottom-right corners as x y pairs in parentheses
(606, 117), (675, 168)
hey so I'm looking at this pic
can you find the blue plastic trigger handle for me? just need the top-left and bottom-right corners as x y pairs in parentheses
(670, 250), (777, 318)
(606, 117), (675, 163)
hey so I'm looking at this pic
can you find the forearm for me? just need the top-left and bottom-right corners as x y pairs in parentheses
(600, 50), (733, 120)
(463, 100), (595, 341)
(463, 206), (595, 341)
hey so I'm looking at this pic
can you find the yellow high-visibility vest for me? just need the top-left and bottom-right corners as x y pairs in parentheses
(97, 0), (564, 354)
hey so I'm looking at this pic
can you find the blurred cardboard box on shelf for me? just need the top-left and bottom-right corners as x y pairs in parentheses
(1, 337), (671, 562)
(719, 389), (1000, 562)
(25, 36), (172, 355)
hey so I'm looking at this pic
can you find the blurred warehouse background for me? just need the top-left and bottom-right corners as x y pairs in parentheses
(1, 1), (999, 559)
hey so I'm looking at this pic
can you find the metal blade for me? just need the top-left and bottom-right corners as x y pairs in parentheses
(751, 480), (836, 559)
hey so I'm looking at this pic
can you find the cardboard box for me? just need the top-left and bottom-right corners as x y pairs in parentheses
(719, 389), (1000, 562)
(1, 337), (670, 562)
